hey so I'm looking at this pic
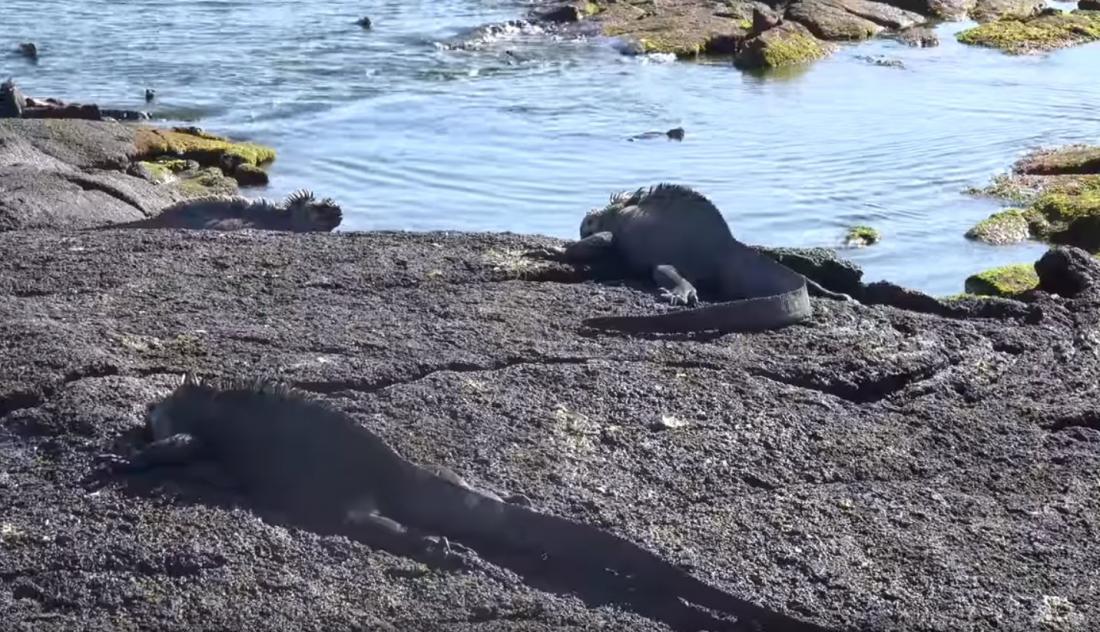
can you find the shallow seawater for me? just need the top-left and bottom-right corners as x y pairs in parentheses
(4, 0), (1099, 294)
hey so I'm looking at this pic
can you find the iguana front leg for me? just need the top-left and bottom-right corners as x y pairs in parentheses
(525, 232), (616, 263)
(94, 432), (208, 473)
(653, 264), (699, 306)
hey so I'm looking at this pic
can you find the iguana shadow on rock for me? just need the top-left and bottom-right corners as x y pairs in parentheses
(86, 375), (836, 632)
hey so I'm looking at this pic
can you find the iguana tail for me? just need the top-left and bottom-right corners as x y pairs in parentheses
(583, 289), (812, 334)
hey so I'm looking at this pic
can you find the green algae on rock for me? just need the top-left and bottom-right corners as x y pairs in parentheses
(964, 263), (1039, 297)
(965, 209), (1031, 245)
(844, 225), (880, 247)
(956, 10), (1100, 54)
(134, 126), (276, 168)
(736, 21), (833, 69)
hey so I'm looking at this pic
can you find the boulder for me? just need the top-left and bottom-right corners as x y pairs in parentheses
(735, 20), (835, 68)
(787, 0), (926, 41)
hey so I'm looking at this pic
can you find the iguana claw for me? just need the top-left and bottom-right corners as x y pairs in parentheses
(660, 287), (697, 307)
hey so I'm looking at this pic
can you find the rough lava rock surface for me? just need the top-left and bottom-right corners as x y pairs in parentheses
(0, 227), (1098, 631)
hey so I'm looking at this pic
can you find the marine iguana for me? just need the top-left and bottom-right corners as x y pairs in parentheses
(538, 183), (855, 334)
(91, 189), (342, 232)
(628, 127), (685, 142)
(94, 375), (831, 632)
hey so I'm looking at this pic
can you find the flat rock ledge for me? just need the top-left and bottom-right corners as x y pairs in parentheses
(1, 226), (1098, 631)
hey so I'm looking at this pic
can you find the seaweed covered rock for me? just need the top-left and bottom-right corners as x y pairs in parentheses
(965, 209), (1031, 245)
(956, 9), (1100, 53)
(964, 263), (1039, 297)
(735, 21), (834, 68)
(844, 225), (880, 247)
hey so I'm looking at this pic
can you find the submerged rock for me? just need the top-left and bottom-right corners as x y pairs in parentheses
(970, 145), (1100, 251)
(844, 225), (881, 246)
(892, 25), (940, 46)
(957, 9), (1100, 54)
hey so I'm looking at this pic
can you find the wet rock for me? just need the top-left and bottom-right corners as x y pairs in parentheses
(965, 208), (1031, 245)
(1035, 245), (1100, 297)
(892, 25), (940, 46)
(957, 9), (1100, 53)
(844, 225), (881, 246)
(356, 16), (372, 29)
(755, 245), (866, 296)
(537, 4), (585, 23)
(233, 164), (270, 187)
(735, 20), (834, 68)
(787, 0), (926, 41)
(854, 54), (905, 67)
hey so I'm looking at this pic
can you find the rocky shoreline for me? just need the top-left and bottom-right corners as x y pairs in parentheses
(0, 110), (1098, 630)
(521, 0), (1100, 69)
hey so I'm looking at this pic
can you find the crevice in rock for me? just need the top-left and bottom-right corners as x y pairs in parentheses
(1045, 410), (1100, 432)
(63, 174), (150, 215)
(292, 356), (594, 395)
(748, 361), (947, 405)
(0, 390), (45, 422)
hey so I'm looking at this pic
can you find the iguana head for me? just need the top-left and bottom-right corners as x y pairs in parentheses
(283, 189), (343, 232)
(147, 372), (213, 441)
(580, 188), (644, 238)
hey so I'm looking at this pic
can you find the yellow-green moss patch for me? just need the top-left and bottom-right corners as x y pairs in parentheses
(964, 264), (1039, 297)
(134, 126), (276, 168)
(965, 208), (1031, 245)
(956, 10), (1100, 54)
(844, 225), (880, 247)
(736, 22), (831, 69)
(174, 167), (240, 198)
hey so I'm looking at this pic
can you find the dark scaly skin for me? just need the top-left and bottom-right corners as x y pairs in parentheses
(89, 189), (342, 232)
(542, 183), (855, 334)
(93, 377), (834, 632)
